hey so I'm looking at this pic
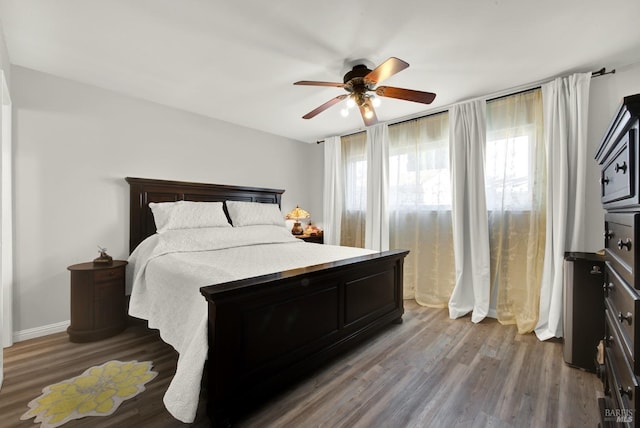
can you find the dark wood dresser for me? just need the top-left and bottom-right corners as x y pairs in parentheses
(67, 260), (128, 343)
(595, 93), (640, 426)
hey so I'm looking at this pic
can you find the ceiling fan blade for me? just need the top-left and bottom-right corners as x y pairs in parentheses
(375, 86), (436, 104)
(294, 80), (346, 88)
(364, 57), (409, 85)
(302, 95), (348, 119)
(358, 98), (378, 127)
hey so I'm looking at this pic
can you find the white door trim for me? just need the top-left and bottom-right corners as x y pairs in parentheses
(0, 70), (13, 390)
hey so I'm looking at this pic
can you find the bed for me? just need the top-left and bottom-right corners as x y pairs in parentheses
(126, 177), (409, 427)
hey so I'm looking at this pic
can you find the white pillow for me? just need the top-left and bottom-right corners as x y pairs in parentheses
(225, 200), (286, 227)
(149, 201), (231, 232)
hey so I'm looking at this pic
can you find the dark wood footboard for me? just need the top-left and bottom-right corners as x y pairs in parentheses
(200, 249), (408, 427)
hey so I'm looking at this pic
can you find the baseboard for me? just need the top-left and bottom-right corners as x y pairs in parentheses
(13, 320), (70, 343)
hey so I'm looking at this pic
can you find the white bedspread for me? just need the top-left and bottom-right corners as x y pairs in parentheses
(127, 225), (375, 422)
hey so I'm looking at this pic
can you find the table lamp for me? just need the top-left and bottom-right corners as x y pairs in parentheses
(285, 206), (310, 235)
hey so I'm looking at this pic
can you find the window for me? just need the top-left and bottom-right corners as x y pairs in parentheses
(340, 132), (367, 248)
(388, 113), (451, 210)
(387, 112), (455, 306)
(486, 91), (542, 211)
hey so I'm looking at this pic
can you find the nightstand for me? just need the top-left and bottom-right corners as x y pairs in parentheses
(295, 234), (324, 244)
(67, 260), (128, 343)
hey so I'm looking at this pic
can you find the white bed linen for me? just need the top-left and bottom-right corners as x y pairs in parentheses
(127, 225), (375, 422)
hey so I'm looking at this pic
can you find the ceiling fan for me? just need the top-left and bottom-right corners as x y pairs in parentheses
(294, 57), (436, 127)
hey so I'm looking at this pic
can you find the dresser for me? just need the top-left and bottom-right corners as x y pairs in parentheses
(595, 93), (640, 426)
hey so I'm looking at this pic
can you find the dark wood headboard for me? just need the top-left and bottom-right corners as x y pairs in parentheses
(126, 177), (285, 253)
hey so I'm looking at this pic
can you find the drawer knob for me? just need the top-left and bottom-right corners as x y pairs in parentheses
(618, 311), (633, 325)
(617, 238), (632, 251)
(615, 161), (628, 174)
(603, 282), (614, 296)
(604, 230), (614, 240)
(619, 385), (633, 399)
(590, 265), (602, 275)
(601, 176), (610, 185)
(604, 334), (614, 347)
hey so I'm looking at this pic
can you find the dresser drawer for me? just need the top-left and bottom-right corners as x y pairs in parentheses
(601, 129), (635, 206)
(605, 213), (640, 288)
(605, 309), (639, 420)
(598, 120), (639, 211)
(604, 347), (636, 427)
(605, 263), (640, 368)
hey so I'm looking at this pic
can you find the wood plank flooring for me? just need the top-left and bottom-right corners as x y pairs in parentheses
(0, 300), (603, 427)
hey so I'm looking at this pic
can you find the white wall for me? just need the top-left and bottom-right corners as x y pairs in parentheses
(0, 20), (9, 85)
(584, 61), (640, 251)
(11, 66), (323, 334)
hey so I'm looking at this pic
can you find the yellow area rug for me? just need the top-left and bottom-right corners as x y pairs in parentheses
(21, 360), (157, 428)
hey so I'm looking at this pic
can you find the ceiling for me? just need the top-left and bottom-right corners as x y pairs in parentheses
(1, 0), (639, 143)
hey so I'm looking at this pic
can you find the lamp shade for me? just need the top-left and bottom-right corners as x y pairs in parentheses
(285, 206), (310, 221)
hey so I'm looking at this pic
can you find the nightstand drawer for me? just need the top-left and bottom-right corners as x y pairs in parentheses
(94, 267), (125, 283)
(295, 234), (324, 244)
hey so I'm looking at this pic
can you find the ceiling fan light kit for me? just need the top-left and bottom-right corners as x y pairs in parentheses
(294, 57), (436, 126)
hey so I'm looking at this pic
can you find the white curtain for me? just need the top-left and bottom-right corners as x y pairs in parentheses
(535, 73), (591, 340)
(388, 114), (456, 305)
(486, 89), (545, 334)
(365, 124), (390, 251)
(340, 132), (367, 248)
(323, 136), (342, 246)
(448, 100), (491, 323)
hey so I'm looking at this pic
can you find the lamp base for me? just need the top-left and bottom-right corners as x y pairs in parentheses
(291, 222), (304, 235)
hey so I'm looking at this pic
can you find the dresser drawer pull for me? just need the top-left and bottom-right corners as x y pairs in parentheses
(604, 230), (614, 240)
(618, 311), (633, 325)
(603, 282), (614, 296)
(617, 238), (632, 251)
(615, 161), (628, 174)
(601, 176), (610, 185)
(590, 265), (602, 275)
(619, 385), (633, 399)
(604, 334), (614, 347)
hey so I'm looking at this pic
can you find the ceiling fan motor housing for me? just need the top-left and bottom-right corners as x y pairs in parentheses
(343, 64), (372, 83)
(343, 64), (375, 102)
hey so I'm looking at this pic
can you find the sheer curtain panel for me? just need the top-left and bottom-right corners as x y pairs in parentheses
(486, 89), (545, 333)
(365, 124), (390, 251)
(388, 113), (455, 305)
(340, 132), (367, 248)
(323, 136), (343, 245)
(448, 100), (491, 323)
(535, 73), (591, 340)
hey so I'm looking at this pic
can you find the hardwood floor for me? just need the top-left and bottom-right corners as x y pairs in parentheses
(0, 300), (602, 427)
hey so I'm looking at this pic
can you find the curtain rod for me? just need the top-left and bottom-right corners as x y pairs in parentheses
(315, 66), (616, 144)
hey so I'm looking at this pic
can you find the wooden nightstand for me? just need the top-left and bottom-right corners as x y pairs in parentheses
(295, 234), (324, 244)
(67, 260), (128, 343)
